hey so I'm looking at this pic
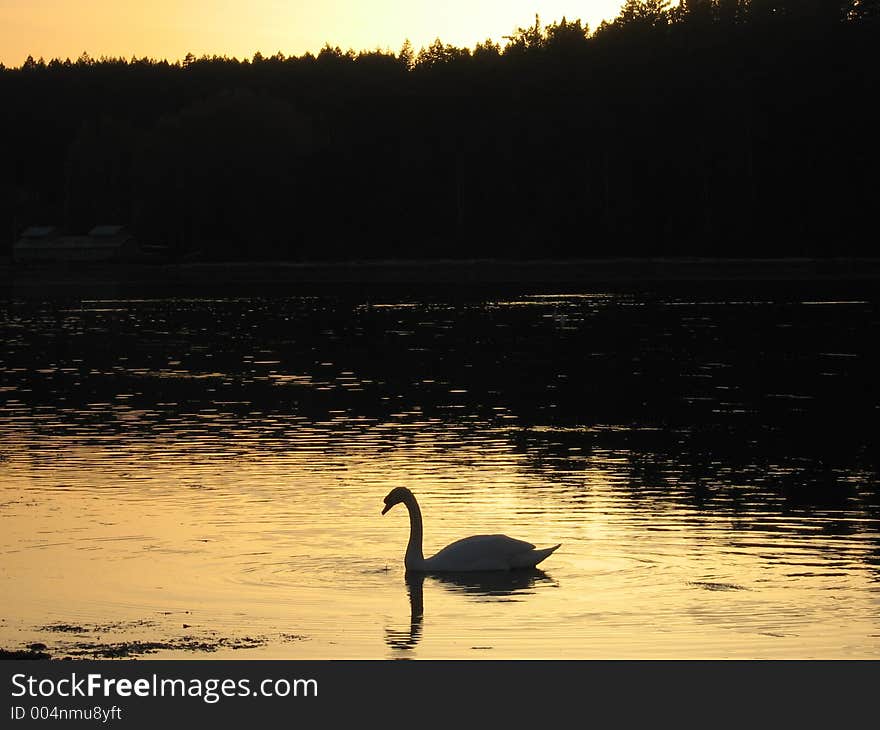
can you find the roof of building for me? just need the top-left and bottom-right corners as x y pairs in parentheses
(20, 226), (57, 239)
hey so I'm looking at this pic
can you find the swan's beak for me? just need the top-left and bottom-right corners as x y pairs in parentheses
(381, 503), (391, 515)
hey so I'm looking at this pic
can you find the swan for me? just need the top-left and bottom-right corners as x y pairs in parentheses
(381, 487), (560, 572)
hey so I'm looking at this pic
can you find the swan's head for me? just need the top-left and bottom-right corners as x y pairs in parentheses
(382, 487), (411, 515)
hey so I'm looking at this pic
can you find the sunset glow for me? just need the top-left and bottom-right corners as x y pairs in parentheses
(0, 0), (623, 67)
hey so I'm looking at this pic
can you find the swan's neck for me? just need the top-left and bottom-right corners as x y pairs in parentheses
(403, 493), (425, 570)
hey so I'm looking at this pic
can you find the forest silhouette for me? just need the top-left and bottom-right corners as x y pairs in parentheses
(2, 0), (878, 262)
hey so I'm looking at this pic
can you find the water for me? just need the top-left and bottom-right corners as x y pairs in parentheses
(1, 284), (878, 658)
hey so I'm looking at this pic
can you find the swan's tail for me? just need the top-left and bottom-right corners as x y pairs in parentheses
(513, 543), (561, 569)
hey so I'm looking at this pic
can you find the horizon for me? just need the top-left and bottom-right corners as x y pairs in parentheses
(0, 0), (622, 68)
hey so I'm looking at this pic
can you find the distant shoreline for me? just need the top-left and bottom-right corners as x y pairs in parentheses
(3, 257), (880, 295)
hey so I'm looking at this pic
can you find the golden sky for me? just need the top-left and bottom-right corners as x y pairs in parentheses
(0, 1), (623, 67)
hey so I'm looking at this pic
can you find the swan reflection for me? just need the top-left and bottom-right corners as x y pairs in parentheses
(385, 569), (556, 654)
(426, 568), (555, 599)
(384, 573), (424, 652)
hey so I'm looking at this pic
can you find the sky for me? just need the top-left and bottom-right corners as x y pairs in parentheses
(0, 1), (625, 67)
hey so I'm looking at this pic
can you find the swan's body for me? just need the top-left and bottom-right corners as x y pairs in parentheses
(382, 487), (560, 572)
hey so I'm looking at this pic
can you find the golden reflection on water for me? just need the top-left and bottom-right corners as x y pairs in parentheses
(2, 433), (878, 659)
(1, 293), (878, 658)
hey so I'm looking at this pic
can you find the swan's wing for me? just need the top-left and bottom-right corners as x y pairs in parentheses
(426, 534), (538, 571)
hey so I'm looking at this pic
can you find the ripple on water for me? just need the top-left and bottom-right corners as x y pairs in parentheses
(1, 291), (879, 658)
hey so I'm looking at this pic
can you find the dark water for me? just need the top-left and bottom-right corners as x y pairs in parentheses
(1, 283), (878, 657)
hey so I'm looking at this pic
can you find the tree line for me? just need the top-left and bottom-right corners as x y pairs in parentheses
(1, 0), (878, 261)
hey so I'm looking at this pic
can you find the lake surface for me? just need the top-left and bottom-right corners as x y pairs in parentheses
(1, 280), (878, 658)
